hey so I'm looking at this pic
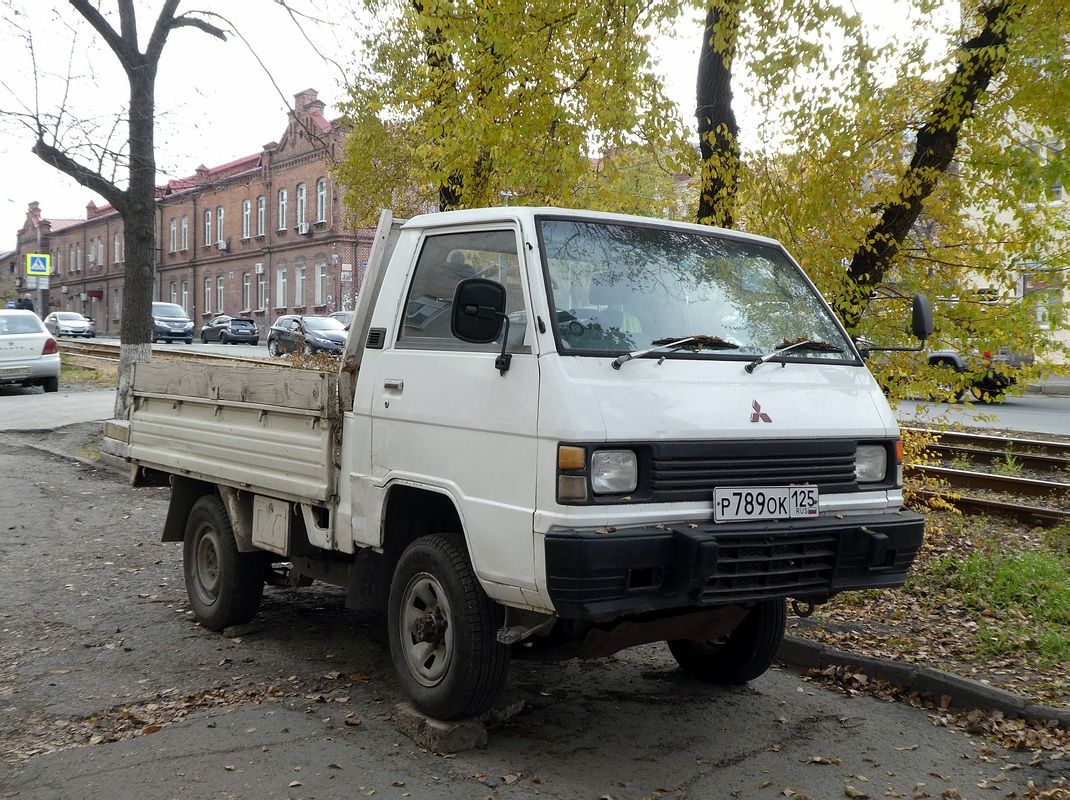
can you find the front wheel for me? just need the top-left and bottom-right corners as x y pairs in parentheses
(667, 598), (786, 684)
(183, 495), (265, 631)
(200, 332), (209, 344)
(267, 339), (282, 357)
(388, 534), (509, 719)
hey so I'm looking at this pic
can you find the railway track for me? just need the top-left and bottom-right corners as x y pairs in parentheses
(903, 427), (1070, 527)
(60, 340), (274, 366)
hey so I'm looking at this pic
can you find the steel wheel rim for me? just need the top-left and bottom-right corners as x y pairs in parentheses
(192, 524), (222, 605)
(398, 571), (453, 687)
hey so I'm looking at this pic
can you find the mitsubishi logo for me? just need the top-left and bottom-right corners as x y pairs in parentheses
(750, 400), (771, 423)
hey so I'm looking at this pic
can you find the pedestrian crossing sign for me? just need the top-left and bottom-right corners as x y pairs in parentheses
(26, 253), (50, 276)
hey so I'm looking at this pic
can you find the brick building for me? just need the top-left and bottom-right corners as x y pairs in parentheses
(8, 89), (372, 336)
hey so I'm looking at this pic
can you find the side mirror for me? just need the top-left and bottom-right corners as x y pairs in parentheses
(911, 294), (933, 342)
(451, 278), (507, 344)
(452, 278), (514, 375)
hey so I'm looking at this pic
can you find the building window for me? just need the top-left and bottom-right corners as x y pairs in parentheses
(276, 266), (287, 308)
(97, 237), (104, 267)
(242, 200), (251, 239)
(168, 218), (177, 253)
(296, 183), (307, 228)
(256, 195), (266, 236)
(316, 177), (327, 223)
(170, 281), (177, 304)
(204, 277), (212, 313)
(204, 210), (212, 247)
(181, 280), (189, 312)
(69, 245), (74, 272)
(113, 287), (121, 321)
(295, 263), (306, 307)
(257, 270), (267, 311)
(216, 206), (225, 243)
(87, 238), (95, 266)
(277, 189), (288, 230)
(217, 276), (225, 313)
(242, 272), (251, 311)
(181, 215), (189, 250)
(76, 243), (82, 272)
(315, 259), (327, 306)
(113, 233), (123, 263)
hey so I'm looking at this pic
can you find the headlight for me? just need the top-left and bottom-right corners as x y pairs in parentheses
(855, 444), (888, 483)
(591, 450), (637, 494)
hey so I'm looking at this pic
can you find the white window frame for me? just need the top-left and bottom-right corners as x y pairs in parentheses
(297, 183), (307, 227)
(216, 206), (225, 243)
(277, 189), (288, 231)
(316, 177), (327, 223)
(315, 259), (327, 306)
(256, 195), (266, 236)
(276, 266), (287, 308)
(113, 233), (123, 263)
(217, 276), (225, 313)
(204, 210), (212, 247)
(170, 281), (177, 304)
(242, 200), (251, 239)
(295, 263), (306, 307)
(168, 218), (177, 253)
(181, 215), (189, 250)
(257, 270), (267, 311)
(204, 277), (212, 314)
(181, 280), (189, 312)
(242, 272), (251, 312)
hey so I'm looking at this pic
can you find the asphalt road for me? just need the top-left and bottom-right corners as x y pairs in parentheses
(1, 413), (1067, 799)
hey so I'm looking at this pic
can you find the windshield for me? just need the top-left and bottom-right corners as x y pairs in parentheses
(303, 317), (346, 332)
(538, 218), (854, 363)
(56, 313), (84, 320)
(153, 303), (188, 318)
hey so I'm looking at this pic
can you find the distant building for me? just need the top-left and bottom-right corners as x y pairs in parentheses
(8, 89), (372, 334)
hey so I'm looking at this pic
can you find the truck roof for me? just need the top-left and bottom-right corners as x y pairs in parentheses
(401, 206), (785, 249)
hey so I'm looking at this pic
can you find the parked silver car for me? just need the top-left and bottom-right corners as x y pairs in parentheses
(0, 310), (61, 393)
(44, 311), (96, 338)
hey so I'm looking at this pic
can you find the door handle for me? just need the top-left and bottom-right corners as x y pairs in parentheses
(384, 378), (404, 391)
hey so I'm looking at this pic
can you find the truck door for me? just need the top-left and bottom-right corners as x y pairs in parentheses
(370, 227), (540, 591)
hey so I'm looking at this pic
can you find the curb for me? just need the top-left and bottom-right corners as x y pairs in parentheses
(777, 635), (1070, 728)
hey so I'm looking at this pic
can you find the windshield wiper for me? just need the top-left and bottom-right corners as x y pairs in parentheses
(745, 338), (844, 373)
(611, 335), (739, 370)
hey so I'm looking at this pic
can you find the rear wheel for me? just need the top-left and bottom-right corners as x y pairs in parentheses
(183, 495), (265, 631)
(42, 376), (59, 393)
(929, 360), (964, 403)
(388, 534), (509, 719)
(668, 599), (786, 684)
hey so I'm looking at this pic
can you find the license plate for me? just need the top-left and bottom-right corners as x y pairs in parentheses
(714, 486), (819, 523)
(0, 365), (31, 377)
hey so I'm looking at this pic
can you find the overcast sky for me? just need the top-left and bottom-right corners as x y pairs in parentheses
(0, 2), (932, 250)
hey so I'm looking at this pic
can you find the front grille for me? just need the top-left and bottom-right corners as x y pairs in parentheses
(646, 439), (857, 502)
(701, 529), (838, 603)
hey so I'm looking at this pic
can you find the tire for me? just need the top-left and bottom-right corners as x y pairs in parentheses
(303, 343), (316, 355)
(185, 338), (193, 345)
(388, 534), (509, 719)
(42, 376), (59, 393)
(268, 339), (282, 357)
(183, 495), (265, 631)
(252, 338), (259, 347)
(929, 360), (964, 403)
(200, 332), (209, 344)
(667, 598), (787, 684)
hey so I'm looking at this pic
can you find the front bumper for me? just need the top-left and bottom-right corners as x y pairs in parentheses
(544, 512), (924, 620)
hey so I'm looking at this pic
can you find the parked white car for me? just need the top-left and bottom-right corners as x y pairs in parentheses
(0, 309), (61, 393)
(44, 311), (96, 338)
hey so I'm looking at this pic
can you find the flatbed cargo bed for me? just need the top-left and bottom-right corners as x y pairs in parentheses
(128, 361), (340, 505)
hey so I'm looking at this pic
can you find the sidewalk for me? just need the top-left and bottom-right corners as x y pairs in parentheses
(1028, 374), (1070, 395)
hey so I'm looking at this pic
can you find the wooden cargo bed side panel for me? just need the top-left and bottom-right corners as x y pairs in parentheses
(129, 396), (334, 503)
(132, 362), (337, 413)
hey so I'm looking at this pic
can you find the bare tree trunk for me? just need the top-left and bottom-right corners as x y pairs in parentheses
(696, 1), (741, 229)
(835, 0), (1025, 332)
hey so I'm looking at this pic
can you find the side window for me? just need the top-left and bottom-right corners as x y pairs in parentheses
(397, 230), (525, 351)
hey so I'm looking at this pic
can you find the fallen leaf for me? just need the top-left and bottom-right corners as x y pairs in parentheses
(289, 781), (302, 788)
(845, 787), (870, 799)
(760, 780), (774, 790)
